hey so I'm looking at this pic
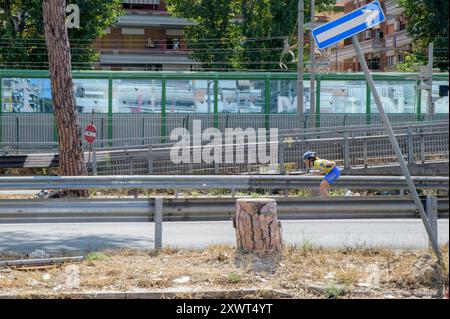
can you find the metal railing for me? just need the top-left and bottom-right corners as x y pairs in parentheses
(1, 119), (448, 176)
(1, 113), (448, 152)
(0, 175), (448, 191)
(0, 197), (447, 223)
(0, 196), (446, 251)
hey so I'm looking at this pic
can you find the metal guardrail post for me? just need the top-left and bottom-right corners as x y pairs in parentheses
(420, 128), (426, 164)
(154, 197), (163, 251)
(279, 139), (286, 175)
(148, 145), (154, 174)
(92, 148), (97, 176)
(343, 132), (350, 169)
(426, 195), (438, 247)
(363, 138), (368, 168)
(407, 126), (414, 165)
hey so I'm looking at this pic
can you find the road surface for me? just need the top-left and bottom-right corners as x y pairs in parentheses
(0, 219), (448, 255)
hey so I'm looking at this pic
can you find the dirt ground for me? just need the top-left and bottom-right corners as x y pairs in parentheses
(0, 244), (448, 299)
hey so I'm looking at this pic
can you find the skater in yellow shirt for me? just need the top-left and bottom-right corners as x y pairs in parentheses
(303, 151), (341, 197)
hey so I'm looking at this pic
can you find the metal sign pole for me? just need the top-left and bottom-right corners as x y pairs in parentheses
(297, 0), (304, 114)
(352, 35), (442, 262)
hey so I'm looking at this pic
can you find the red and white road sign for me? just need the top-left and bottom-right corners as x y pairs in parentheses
(84, 124), (97, 144)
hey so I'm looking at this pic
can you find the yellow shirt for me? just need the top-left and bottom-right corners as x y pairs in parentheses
(313, 159), (335, 174)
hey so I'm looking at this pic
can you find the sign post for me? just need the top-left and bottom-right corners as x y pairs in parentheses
(84, 122), (97, 174)
(312, 1), (442, 261)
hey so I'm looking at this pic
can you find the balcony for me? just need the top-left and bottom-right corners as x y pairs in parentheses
(384, 0), (403, 17)
(385, 30), (412, 48)
(332, 38), (384, 61)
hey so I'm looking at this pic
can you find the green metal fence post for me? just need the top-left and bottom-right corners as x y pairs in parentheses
(0, 77), (2, 144)
(107, 78), (113, 146)
(315, 79), (321, 128)
(366, 83), (371, 125)
(265, 77), (270, 131)
(213, 78), (219, 129)
(161, 78), (167, 143)
(416, 80), (422, 121)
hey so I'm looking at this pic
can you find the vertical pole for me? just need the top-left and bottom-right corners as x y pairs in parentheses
(279, 138), (285, 175)
(363, 138), (368, 168)
(366, 83), (371, 125)
(207, 80), (212, 113)
(420, 128), (425, 164)
(309, 0), (316, 128)
(154, 197), (163, 251)
(297, 0), (304, 114)
(265, 78), (270, 131)
(343, 131), (350, 169)
(416, 80), (422, 121)
(335, 43), (338, 71)
(148, 145), (154, 174)
(352, 35), (442, 262)
(107, 78), (113, 147)
(315, 79), (321, 128)
(426, 195), (438, 248)
(427, 43), (434, 114)
(407, 126), (414, 165)
(92, 148), (97, 176)
(161, 79), (167, 143)
(0, 77), (2, 144)
(213, 78), (219, 129)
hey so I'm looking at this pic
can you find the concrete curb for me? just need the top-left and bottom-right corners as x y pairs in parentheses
(0, 288), (294, 299)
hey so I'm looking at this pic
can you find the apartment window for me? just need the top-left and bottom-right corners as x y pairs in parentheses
(387, 56), (394, 67)
(397, 54), (405, 63)
(167, 38), (180, 50)
(374, 29), (383, 38)
(368, 57), (381, 70)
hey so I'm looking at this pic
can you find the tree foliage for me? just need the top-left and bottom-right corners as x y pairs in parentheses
(166, 0), (336, 71)
(398, 0), (449, 71)
(0, 0), (123, 69)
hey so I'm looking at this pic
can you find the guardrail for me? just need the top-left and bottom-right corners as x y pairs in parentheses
(0, 197), (447, 223)
(0, 196), (445, 250)
(0, 175), (448, 191)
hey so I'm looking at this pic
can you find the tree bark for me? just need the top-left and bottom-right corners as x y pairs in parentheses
(233, 198), (283, 254)
(42, 0), (87, 194)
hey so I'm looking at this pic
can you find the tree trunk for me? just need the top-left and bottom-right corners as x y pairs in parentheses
(233, 198), (283, 254)
(42, 0), (87, 195)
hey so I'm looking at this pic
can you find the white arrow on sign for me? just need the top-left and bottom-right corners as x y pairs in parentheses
(316, 9), (380, 44)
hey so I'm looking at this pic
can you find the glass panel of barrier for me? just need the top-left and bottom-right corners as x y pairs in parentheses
(1, 78), (110, 113)
(320, 80), (366, 113)
(218, 80), (264, 113)
(74, 79), (109, 113)
(370, 81), (417, 113)
(1, 78), (52, 113)
(166, 80), (213, 113)
(113, 79), (162, 113)
(420, 80), (449, 113)
(269, 80), (311, 113)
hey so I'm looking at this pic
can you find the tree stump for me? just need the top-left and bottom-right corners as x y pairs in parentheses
(233, 198), (283, 254)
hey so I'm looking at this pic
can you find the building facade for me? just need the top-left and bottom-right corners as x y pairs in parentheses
(94, 0), (199, 71)
(329, 0), (413, 72)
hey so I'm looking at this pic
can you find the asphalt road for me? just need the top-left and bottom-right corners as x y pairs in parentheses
(0, 219), (448, 255)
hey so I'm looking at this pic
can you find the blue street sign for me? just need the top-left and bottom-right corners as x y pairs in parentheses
(312, 0), (385, 50)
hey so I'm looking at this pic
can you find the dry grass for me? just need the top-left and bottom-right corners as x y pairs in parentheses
(0, 244), (448, 299)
